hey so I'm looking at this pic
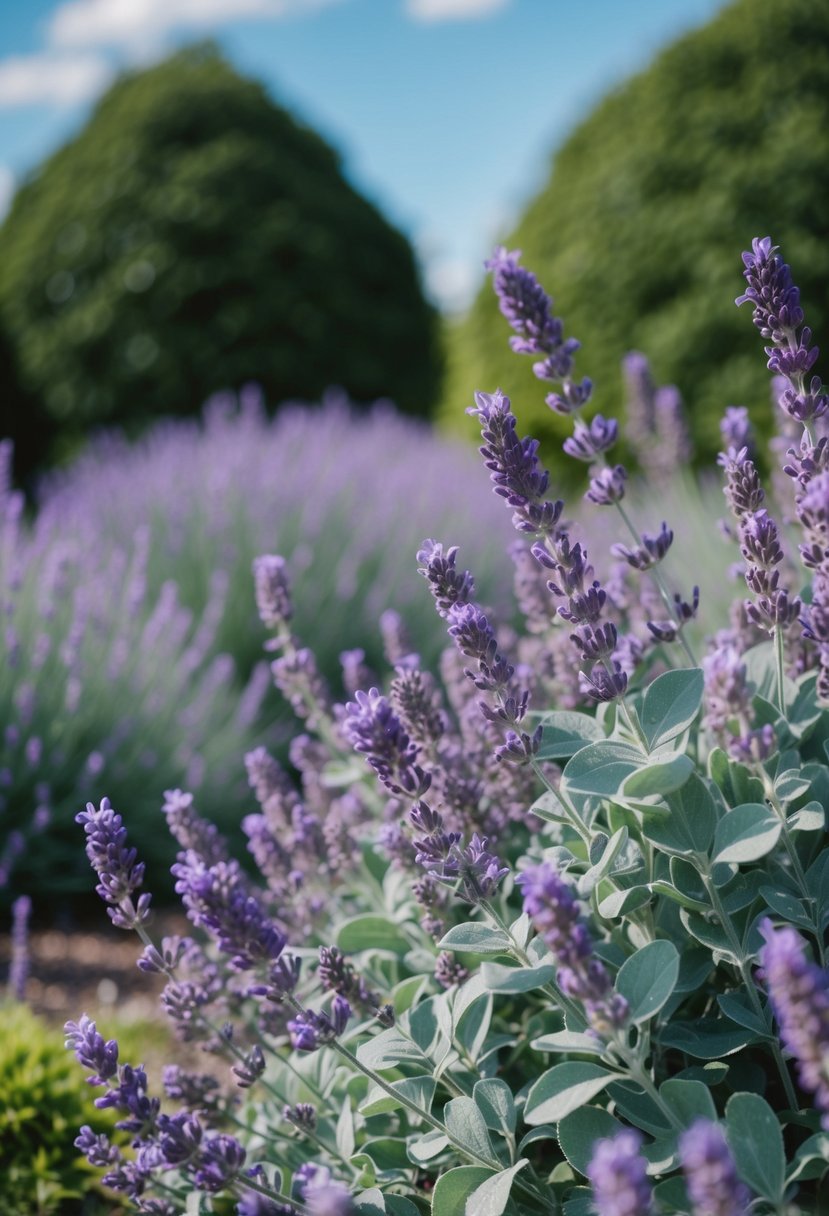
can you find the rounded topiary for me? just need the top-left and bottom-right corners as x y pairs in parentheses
(442, 0), (829, 473)
(0, 1002), (119, 1215)
(0, 44), (440, 463)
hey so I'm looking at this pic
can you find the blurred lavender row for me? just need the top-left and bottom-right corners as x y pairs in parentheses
(1, 390), (516, 903)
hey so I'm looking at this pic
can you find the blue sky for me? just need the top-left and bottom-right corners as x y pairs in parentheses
(0, 0), (727, 311)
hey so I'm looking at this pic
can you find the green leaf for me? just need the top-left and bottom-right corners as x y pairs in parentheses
(439, 923), (512, 955)
(407, 1129), (449, 1165)
(464, 1160), (529, 1216)
(597, 884), (652, 919)
(713, 803), (782, 864)
(518, 1125), (558, 1152)
(640, 667), (704, 750)
(558, 1106), (623, 1175)
(659, 773), (718, 855)
(786, 1133), (829, 1184)
(356, 1028), (425, 1071)
(407, 997), (443, 1055)
(430, 1167), (494, 1216)
(359, 1075), (436, 1118)
(455, 992), (493, 1063)
(622, 753), (694, 797)
(337, 914), (409, 954)
(726, 1093), (786, 1203)
(358, 1139), (411, 1171)
(524, 1063), (618, 1124)
(386, 1200), (421, 1216)
(660, 1020), (756, 1059)
(787, 800), (825, 832)
(531, 1030), (603, 1055)
(577, 826), (629, 896)
(473, 1078), (516, 1136)
(479, 961), (556, 994)
(659, 1078), (716, 1127)
(650, 878), (709, 913)
(336, 1095), (355, 1159)
(537, 711), (604, 759)
(561, 740), (645, 799)
(760, 885), (812, 928)
(616, 940), (679, 1023)
(716, 993), (769, 1036)
(353, 1187), (386, 1215)
(443, 1097), (494, 1160)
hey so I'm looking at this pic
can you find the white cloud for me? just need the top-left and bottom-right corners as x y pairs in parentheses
(48, 0), (340, 50)
(406, 0), (510, 21)
(0, 52), (113, 107)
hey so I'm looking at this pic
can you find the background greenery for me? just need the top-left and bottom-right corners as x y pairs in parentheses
(0, 44), (441, 481)
(441, 0), (829, 478)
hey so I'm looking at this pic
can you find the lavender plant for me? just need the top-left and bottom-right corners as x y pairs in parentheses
(64, 239), (829, 1215)
(1, 394), (515, 899)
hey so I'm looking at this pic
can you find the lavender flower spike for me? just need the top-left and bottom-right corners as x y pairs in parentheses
(76, 797), (152, 929)
(341, 687), (431, 798)
(679, 1120), (751, 1216)
(518, 862), (628, 1033)
(586, 1129), (653, 1216)
(9, 894), (31, 1001)
(759, 920), (829, 1127)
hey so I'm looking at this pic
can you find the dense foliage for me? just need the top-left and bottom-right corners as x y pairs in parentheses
(442, 0), (829, 474)
(1, 396), (515, 901)
(62, 238), (829, 1214)
(0, 44), (441, 474)
(0, 1001), (119, 1215)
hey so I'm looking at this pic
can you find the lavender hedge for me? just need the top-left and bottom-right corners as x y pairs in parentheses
(61, 239), (829, 1214)
(1, 396), (515, 898)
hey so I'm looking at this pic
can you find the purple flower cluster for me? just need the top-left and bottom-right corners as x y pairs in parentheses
(759, 921), (829, 1127)
(9, 892), (31, 1002)
(622, 352), (692, 487)
(294, 1163), (354, 1215)
(586, 1129), (652, 1216)
(76, 798), (152, 929)
(679, 1120), (750, 1216)
(518, 862), (628, 1033)
(287, 995), (351, 1052)
(410, 801), (509, 905)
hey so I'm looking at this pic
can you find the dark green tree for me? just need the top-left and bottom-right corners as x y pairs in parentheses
(0, 44), (441, 469)
(442, 0), (829, 474)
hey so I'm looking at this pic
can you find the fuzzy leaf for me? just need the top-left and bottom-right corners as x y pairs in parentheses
(561, 740), (645, 798)
(616, 940), (679, 1022)
(443, 1097), (494, 1160)
(787, 801), (825, 832)
(537, 711), (604, 759)
(639, 667), (704, 750)
(713, 803), (781, 864)
(558, 1107), (623, 1175)
(464, 1160), (529, 1216)
(439, 923), (512, 955)
(622, 753), (694, 797)
(659, 1078), (716, 1127)
(524, 1063), (618, 1124)
(480, 961), (556, 994)
(359, 1075), (436, 1118)
(726, 1093), (785, 1203)
(337, 914), (410, 955)
(430, 1167), (495, 1216)
(473, 1078), (516, 1136)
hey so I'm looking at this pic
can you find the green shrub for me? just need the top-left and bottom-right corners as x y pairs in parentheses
(0, 43), (441, 468)
(0, 1002), (120, 1215)
(443, 0), (829, 475)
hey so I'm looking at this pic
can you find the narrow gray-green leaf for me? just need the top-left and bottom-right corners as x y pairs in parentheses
(439, 923), (511, 955)
(473, 1078), (516, 1135)
(726, 1092), (786, 1203)
(443, 1096), (494, 1160)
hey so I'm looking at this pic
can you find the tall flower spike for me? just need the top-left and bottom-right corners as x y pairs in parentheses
(586, 1129), (653, 1216)
(485, 246), (590, 411)
(76, 798), (152, 929)
(759, 920), (829, 1127)
(679, 1120), (751, 1216)
(341, 688), (431, 798)
(518, 862), (628, 1034)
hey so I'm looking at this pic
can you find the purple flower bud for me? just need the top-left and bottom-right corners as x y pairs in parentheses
(65, 1015), (119, 1085)
(232, 1044), (266, 1089)
(194, 1132), (246, 1193)
(611, 523), (673, 570)
(720, 406), (753, 456)
(283, 1102), (317, 1131)
(587, 1129), (653, 1216)
(253, 554), (293, 630)
(76, 798), (152, 930)
(679, 1120), (750, 1216)
(342, 688), (431, 798)
(580, 661), (629, 704)
(586, 464), (627, 506)
(563, 415), (619, 462)
(416, 539), (475, 617)
(759, 920), (829, 1128)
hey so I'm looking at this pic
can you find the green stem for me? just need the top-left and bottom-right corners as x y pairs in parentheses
(529, 758), (591, 845)
(773, 625), (787, 716)
(613, 498), (698, 666)
(701, 874), (800, 1110)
